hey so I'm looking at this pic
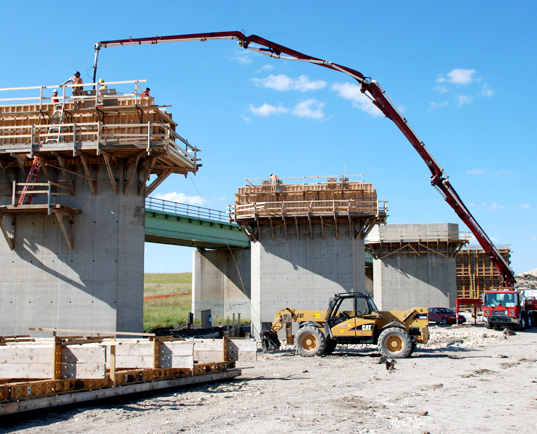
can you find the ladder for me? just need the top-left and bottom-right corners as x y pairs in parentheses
(45, 102), (65, 144)
(17, 157), (41, 205)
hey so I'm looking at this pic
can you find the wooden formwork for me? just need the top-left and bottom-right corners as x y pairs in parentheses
(0, 333), (256, 415)
(232, 176), (387, 242)
(234, 176), (379, 217)
(456, 246), (511, 298)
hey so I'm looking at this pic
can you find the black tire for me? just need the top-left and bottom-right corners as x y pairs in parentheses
(409, 339), (418, 356)
(441, 317), (448, 326)
(295, 326), (326, 357)
(378, 328), (412, 359)
(518, 313), (527, 331)
(322, 339), (337, 355)
(527, 313), (533, 329)
(485, 322), (493, 330)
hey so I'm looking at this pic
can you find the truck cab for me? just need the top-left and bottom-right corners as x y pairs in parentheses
(482, 289), (535, 330)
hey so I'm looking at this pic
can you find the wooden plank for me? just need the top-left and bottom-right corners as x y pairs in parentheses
(0, 369), (241, 416)
(0, 346), (107, 379)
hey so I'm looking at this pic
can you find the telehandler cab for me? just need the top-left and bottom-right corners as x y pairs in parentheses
(262, 292), (429, 358)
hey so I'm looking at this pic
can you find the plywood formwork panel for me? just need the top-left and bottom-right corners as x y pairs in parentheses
(456, 246), (510, 298)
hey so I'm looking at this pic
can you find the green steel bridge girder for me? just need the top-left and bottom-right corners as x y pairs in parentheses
(144, 207), (374, 268)
(145, 209), (250, 249)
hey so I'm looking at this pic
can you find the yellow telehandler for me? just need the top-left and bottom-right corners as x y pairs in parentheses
(262, 292), (429, 358)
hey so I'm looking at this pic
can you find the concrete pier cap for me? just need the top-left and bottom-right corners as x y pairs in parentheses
(365, 223), (469, 310)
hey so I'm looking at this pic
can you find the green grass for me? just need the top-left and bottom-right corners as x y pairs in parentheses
(143, 273), (192, 332)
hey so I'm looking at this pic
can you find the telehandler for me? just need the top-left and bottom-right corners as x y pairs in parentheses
(262, 292), (429, 358)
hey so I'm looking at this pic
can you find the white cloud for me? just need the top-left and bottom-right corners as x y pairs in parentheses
(292, 99), (325, 120)
(256, 64), (273, 73)
(487, 202), (505, 211)
(248, 103), (288, 117)
(493, 170), (515, 176)
(466, 169), (486, 175)
(153, 192), (205, 206)
(231, 50), (253, 65)
(457, 95), (473, 106)
(434, 85), (449, 94)
(530, 236), (537, 241)
(240, 114), (251, 122)
(252, 74), (293, 91)
(517, 204), (533, 210)
(332, 82), (382, 117)
(479, 84), (494, 97)
(430, 101), (449, 109)
(294, 75), (327, 92)
(438, 68), (477, 85)
(252, 74), (326, 92)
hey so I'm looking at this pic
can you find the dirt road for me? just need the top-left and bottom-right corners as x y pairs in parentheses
(3, 325), (537, 434)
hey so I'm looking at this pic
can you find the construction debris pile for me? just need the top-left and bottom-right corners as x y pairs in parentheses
(516, 269), (537, 289)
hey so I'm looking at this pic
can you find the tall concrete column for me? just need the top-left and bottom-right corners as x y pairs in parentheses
(366, 223), (468, 310)
(232, 176), (387, 338)
(0, 89), (200, 336)
(192, 248), (250, 320)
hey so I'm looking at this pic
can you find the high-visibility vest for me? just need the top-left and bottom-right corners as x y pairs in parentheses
(72, 76), (82, 85)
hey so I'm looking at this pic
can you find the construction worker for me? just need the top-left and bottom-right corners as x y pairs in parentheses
(98, 79), (107, 106)
(51, 89), (59, 104)
(270, 173), (278, 185)
(141, 87), (150, 97)
(60, 71), (83, 109)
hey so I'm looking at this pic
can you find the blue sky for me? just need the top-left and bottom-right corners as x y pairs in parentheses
(2, 1), (536, 274)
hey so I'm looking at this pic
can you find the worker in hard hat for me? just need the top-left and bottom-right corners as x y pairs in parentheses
(51, 89), (59, 104)
(97, 79), (108, 106)
(60, 71), (83, 109)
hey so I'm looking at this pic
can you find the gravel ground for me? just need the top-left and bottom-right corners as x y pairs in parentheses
(3, 324), (536, 434)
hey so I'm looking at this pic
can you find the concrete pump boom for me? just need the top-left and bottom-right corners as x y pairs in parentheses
(93, 31), (516, 287)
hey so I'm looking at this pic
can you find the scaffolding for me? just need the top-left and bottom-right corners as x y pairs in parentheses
(231, 175), (387, 241)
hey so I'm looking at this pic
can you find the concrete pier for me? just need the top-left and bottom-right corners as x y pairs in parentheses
(192, 248), (250, 320)
(233, 176), (387, 338)
(0, 81), (199, 336)
(366, 223), (468, 310)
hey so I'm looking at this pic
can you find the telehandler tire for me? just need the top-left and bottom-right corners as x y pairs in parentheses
(295, 326), (326, 357)
(378, 327), (412, 359)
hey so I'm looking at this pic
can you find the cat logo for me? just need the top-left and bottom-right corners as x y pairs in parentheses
(361, 324), (373, 331)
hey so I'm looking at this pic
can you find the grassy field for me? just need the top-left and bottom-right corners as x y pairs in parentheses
(143, 273), (192, 332)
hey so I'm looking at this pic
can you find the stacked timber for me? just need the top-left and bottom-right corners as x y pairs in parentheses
(0, 336), (256, 415)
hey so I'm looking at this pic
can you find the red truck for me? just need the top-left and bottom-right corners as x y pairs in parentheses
(482, 289), (537, 330)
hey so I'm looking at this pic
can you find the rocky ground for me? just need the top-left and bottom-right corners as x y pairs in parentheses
(3, 324), (536, 434)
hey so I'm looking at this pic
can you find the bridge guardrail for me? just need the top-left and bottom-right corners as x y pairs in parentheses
(145, 197), (230, 224)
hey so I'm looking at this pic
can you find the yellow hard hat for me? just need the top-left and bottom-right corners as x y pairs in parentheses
(99, 79), (105, 83)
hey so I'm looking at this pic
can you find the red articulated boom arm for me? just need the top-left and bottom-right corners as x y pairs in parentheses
(93, 31), (516, 287)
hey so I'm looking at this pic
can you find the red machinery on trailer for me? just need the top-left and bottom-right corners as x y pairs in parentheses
(92, 31), (517, 319)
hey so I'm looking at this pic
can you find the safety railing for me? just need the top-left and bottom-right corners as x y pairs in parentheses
(245, 174), (365, 186)
(9, 181), (71, 214)
(365, 230), (471, 243)
(231, 199), (387, 220)
(0, 80), (148, 111)
(145, 197), (230, 223)
(0, 122), (197, 163)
